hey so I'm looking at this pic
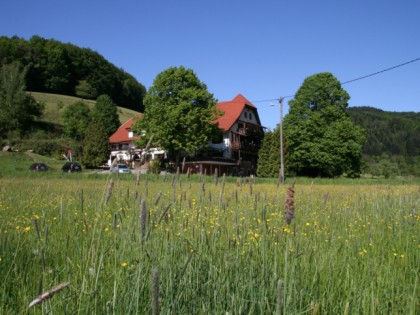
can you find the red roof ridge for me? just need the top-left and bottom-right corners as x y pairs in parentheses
(215, 94), (257, 131)
(232, 93), (255, 108)
(109, 114), (142, 143)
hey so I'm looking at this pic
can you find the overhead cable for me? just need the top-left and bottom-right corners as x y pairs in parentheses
(252, 57), (420, 103)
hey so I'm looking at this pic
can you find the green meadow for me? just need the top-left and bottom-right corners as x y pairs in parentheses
(0, 162), (418, 314)
(30, 92), (140, 125)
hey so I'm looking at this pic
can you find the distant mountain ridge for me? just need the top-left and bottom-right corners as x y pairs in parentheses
(347, 106), (420, 176)
(347, 106), (419, 157)
(0, 35), (146, 112)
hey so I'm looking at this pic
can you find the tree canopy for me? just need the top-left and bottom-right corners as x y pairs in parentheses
(133, 66), (220, 165)
(62, 101), (91, 141)
(347, 106), (420, 177)
(0, 35), (146, 111)
(284, 72), (366, 177)
(93, 94), (120, 137)
(347, 106), (420, 157)
(0, 62), (43, 138)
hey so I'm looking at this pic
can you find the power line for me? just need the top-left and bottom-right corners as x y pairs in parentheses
(252, 99), (279, 103)
(341, 57), (420, 85)
(252, 57), (420, 103)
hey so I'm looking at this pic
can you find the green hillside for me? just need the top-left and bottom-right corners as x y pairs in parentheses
(347, 106), (420, 156)
(0, 92), (141, 163)
(0, 151), (65, 175)
(0, 35), (146, 112)
(31, 91), (141, 125)
(347, 106), (420, 176)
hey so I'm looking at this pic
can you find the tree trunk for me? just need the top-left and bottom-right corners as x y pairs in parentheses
(174, 151), (181, 170)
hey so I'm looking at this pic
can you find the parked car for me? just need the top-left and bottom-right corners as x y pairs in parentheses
(29, 163), (49, 171)
(61, 162), (82, 173)
(110, 164), (132, 174)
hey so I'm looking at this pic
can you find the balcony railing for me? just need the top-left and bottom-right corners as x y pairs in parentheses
(231, 141), (260, 152)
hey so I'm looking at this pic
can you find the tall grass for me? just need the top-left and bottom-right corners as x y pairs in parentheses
(0, 175), (418, 314)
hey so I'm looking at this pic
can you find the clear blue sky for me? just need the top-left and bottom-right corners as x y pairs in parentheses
(1, 0), (419, 129)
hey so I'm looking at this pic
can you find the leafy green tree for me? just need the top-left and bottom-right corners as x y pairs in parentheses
(75, 80), (95, 99)
(0, 62), (43, 138)
(42, 41), (71, 93)
(62, 101), (91, 141)
(0, 36), (30, 65)
(133, 66), (219, 166)
(83, 116), (109, 167)
(121, 75), (146, 108)
(93, 94), (120, 136)
(284, 72), (366, 177)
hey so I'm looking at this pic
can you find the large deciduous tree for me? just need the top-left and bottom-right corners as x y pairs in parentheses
(0, 62), (43, 138)
(133, 66), (219, 166)
(284, 72), (366, 177)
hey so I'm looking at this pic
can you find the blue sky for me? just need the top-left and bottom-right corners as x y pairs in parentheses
(1, 0), (419, 129)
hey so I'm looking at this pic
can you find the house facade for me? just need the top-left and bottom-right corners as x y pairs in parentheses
(109, 94), (265, 175)
(191, 94), (265, 176)
(108, 114), (165, 167)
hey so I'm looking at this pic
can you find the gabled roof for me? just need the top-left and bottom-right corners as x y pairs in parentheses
(215, 94), (259, 132)
(109, 114), (142, 143)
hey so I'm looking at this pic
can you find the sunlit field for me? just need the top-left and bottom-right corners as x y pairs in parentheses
(0, 174), (418, 314)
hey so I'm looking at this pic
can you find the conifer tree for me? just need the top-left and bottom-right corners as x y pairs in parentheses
(94, 94), (120, 136)
(257, 128), (280, 177)
(82, 115), (109, 167)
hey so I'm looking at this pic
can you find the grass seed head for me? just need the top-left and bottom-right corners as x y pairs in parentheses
(105, 179), (114, 204)
(152, 267), (160, 315)
(140, 198), (148, 242)
(284, 184), (295, 224)
(29, 281), (70, 308)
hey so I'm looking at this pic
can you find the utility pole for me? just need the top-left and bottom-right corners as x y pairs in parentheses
(278, 96), (285, 186)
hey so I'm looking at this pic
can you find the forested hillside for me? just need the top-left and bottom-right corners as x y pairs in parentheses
(348, 107), (419, 156)
(0, 35), (146, 111)
(347, 106), (420, 176)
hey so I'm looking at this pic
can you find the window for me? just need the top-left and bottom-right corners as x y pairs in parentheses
(244, 112), (248, 118)
(249, 113), (253, 120)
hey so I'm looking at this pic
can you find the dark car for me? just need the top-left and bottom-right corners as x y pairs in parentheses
(29, 163), (49, 171)
(61, 162), (82, 173)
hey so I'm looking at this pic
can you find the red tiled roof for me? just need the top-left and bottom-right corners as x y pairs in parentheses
(109, 114), (142, 143)
(214, 94), (257, 132)
(111, 94), (260, 143)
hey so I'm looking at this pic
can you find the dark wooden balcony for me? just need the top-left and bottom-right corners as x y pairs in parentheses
(231, 141), (260, 153)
